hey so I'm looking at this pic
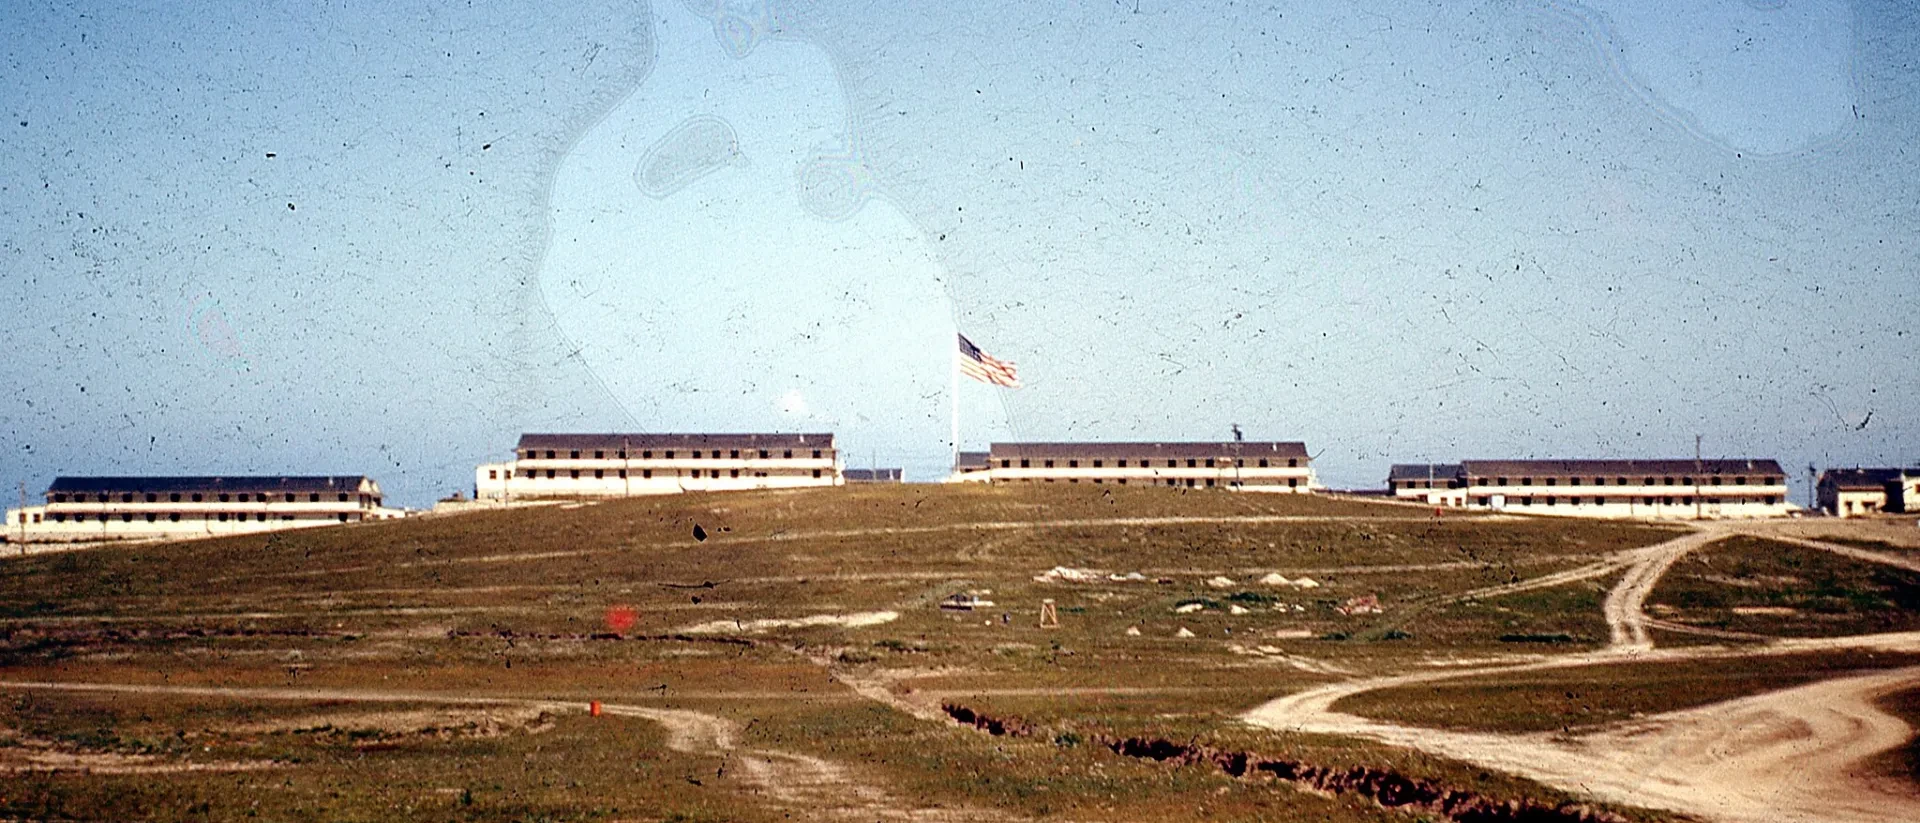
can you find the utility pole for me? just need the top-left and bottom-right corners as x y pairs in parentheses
(1231, 424), (1243, 489)
(1807, 463), (1819, 512)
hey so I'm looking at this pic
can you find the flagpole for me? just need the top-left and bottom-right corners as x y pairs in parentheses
(950, 339), (961, 474)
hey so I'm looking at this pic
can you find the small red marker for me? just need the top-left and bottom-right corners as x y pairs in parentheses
(590, 700), (602, 717)
(606, 605), (637, 635)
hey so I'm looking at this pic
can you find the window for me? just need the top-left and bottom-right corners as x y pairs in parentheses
(1682, 477), (1694, 486)
(730, 469), (739, 478)
(1735, 476), (1747, 485)
(170, 493), (181, 502)
(594, 469), (604, 479)
(1644, 497), (1655, 505)
(120, 492), (133, 502)
(1711, 476), (1723, 485)
(643, 450), (654, 459)
(1118, 459), (1128, 467)
(52, 513), (65, 522)
(336, 492), (348, 501)
(489, 470), (498, 480)
(1663, 496), (1674, 505)
(338, 513), (349, 522)
(642, 469), (653, 479)
(52, 493), (67, 503)
(1001, 459), (1011, 468)
(1166, 479), (1176, 486)
(1497, 477), (1509, 486)
(617, 469), (627, 478)
(144, 493), (155, 502)
(1288, 478), (1298, 488)
(812, 450), (822, 459)
(1068, 460), (1079, 468)
(666, 450), (676, 459)
(1288, 458), (1298, 467)
(145, 513), (156, 522)
(1258, 458), (1269, 467)
(1546, 496), (1557, 505)
(191, 493), (204, 502)
(1205, 479), (1215, 487)
(1021, 459), (1030, 468)
(310, 493), (320, 502)
(782, 450), (792, 458)
(218, 493), (230, 502)
(1522, 477), (1533, 486)
(169, 513), (179, 522)
(617, 450), (627, 459)
(1186, 459), (1197, 468)
(1092, 460), (1102, 468)
(759, 450), (769, 459)
(546, 470), (556, 479)
(120, 513), (132, 522)
(1617, 477), (1628, 485)
(1545, 478), (1556, 487)
(570, 470), (580, 479)
(812, 469), (822, 478)
(1235, 458), (1244, 467)
(729, 450), (739, 459)
(1570, 477), (1581, 486)
(1045, 460), (1055, 468)
(570, 450), (580, 459)
(545, 450), (556, 459)
(218, 513), (229, 522)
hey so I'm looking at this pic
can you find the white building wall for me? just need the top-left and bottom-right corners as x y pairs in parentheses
(475, 455), (843, 500)
(1462, 481), (1790, 519)
(5, 491), (406, 544)
(973, 463), (1316, 492)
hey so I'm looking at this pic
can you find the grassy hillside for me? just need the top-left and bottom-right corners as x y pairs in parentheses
(0, 485), (1714, 822)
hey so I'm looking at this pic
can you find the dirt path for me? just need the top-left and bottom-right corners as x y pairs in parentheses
(1601, 526), (1727, 650)
(0, 679), (999, 822)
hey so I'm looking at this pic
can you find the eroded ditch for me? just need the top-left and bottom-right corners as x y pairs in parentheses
(941, 702), (1627, 823)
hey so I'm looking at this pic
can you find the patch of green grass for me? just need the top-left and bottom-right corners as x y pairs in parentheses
(1868, 686), (1920, 788)
(1649, 536), (1920, 637)
(1335, 650), (1920, 734)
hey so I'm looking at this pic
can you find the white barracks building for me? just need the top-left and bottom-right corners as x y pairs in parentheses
(1388, 459), (1791, 518)
(5, 476), (402, 543)
(956, 441), (1316, 491)
(475, 433), (843, 499)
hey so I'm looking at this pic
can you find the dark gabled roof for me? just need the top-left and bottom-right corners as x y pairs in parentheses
(953, 451), (990, 470)
(844, 468), (904, 482)
(48, 476), (376, 495)
(1819, 468), (1920, 490)
(1460, 459), (1785, 478)
(515, 433), (835, 451)
(988, 441), (1309, 460)
(1387, 464), (1464, 482)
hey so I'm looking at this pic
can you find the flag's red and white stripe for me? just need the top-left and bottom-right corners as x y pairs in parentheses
(957, 333), (1020, 388)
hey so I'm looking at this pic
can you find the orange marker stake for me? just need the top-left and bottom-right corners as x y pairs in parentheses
(590, 700), (602, 717)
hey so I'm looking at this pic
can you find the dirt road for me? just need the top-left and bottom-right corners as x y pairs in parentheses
(1244, 522), (1920, 823)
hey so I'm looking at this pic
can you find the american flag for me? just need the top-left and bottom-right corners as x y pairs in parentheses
(957, 333), (1021, 387)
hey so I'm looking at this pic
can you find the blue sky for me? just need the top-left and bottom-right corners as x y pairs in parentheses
(2, 0), (1914, 506)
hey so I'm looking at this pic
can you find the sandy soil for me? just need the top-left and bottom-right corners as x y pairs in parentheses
(1244, 522), (1920, 823)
